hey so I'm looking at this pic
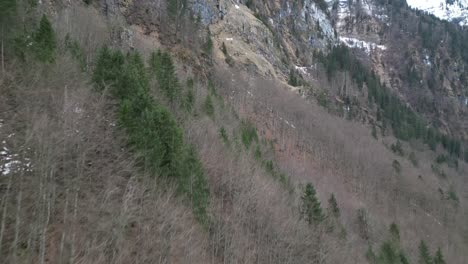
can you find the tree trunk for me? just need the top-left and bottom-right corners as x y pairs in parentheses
(12, 173), (23, 263)
(1, 24), (5, 76)
(0, 174), (13, 258)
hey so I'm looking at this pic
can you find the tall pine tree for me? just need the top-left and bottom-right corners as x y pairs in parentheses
(418, 240), (433, 264)
(0, 0), (16, 73)
(34, 15), (56, 63)
(301, 183), (324, 225)
(433, 248), (446, 264)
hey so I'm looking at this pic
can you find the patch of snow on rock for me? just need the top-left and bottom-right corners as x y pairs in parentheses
(407, 0), (468, 26)
(339, 37), (386, 54)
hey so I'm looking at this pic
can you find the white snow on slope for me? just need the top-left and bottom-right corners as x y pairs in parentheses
(407, 0), (468, 26)
(339, 37), (386, 54)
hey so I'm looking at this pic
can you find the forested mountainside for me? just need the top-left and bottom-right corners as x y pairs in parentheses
(0, 0), (468, 263)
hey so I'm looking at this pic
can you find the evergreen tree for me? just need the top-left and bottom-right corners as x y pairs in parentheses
(204, 94), (214, 118)
(433, 248), (445, 264)
(418, 240), (433, 264)
(400, 252), (410, 264)
(301, 183), (324, 225)
(178, 146), (210, 223)
(377, 241), (398, 264)
(288, 68), (300, 87)
(389, 222), (400, 243)
(93, 46), (125, 90)
(0, 0), (16, 73)
(156, 51), (179, 102)
(34, 15), (56, 62)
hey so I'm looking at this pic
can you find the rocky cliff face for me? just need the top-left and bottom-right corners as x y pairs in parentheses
(109, 0), (468, 140)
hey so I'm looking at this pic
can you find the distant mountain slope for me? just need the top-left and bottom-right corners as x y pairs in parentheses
(406, 0), (468, 25)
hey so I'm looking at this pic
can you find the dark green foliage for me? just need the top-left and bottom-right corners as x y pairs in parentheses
(328, 193), (340, 218)
(448, 187), (459, 206)
(92, 46), (125, 90)
(203, 94), (215, 117)
(64, 34), (86, 71)
(83, 0), (91, 4)
(391, 141), (404, 156)
(312, 0), (329, 14)
(288, 68), (300, 87)
(435, 154), (447, 164)
(315, 45), (465, 159)
(433, 248), (446, 264)
(389, 223), (400, 243)
(176, 146), (210, 222)
(301, 183), (324, 225)
(317, 91), (329, 108)
(221, 42), (233, 65)
(366, 246), (377, 264)
(93, 47), (210, 223)
(254, 145), (262, 160)
(219, 127), (229, 144)
(0, 0), (16, 24)
(203, 30), (213, 55)
(264, 160), (274, 173)
(378, 242), (399, 264)
(149, 50), (180, 102)
(409, 152), (418, 167)
(33, 15), (56, 62)
(418, 240), (433, 264)
(392, 160), (401, 174)
(240, 120), (258, 149)
(183, 86), (195, 112)
(357, 208), (370, 240)
(167, 0), (187, 21)
(431, 164), (446, 178)
(115, 52), (148, 99)
(400, 252), (410, 264)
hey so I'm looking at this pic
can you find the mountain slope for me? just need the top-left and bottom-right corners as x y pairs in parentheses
(407, 0), (468, 26)
(0, 0), (467, 263)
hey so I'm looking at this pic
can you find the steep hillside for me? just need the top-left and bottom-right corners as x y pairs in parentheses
(0, 0), (467, 263)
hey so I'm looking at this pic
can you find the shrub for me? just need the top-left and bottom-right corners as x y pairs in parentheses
(391, 140), (404, 156)
(203, 94), (215, 118)
(254, 145), (262, 160)
(357, 208), (370, 240)
(392, 160), (401, 174)
(365, 246), (377, 264)
(219, 127), (229, 144)
(221, 42), (233, 65)
(389, 222), (400, 243)
(431, 164), (447, 178)
(241, 120), (258, 149)
(448, 187), (459, 206)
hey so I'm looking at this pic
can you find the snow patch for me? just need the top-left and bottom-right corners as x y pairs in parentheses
(339, 37), (386, 54)
(407, 0), (468, 26)
(295, 65), (310, 76)
(1, 135), (33, 176)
